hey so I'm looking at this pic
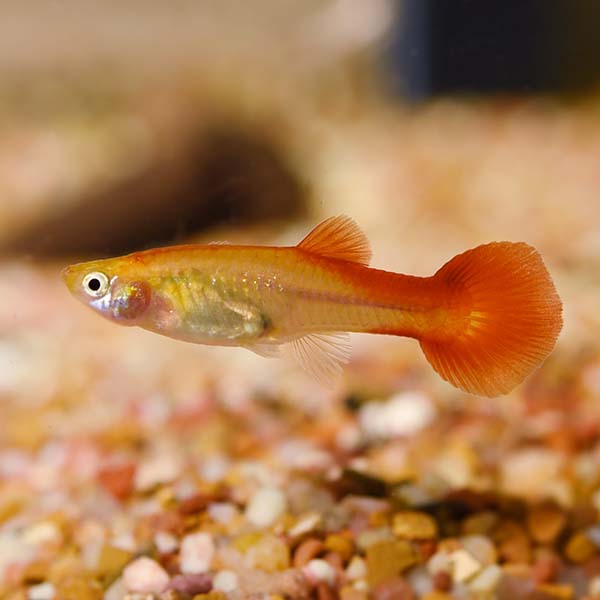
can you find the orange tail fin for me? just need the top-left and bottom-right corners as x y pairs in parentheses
(420, 242), (562, 397)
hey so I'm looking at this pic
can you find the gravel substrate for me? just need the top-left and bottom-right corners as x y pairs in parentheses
(2, 94), (600, 599)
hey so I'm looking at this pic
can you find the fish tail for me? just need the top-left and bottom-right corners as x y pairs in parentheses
(420, 242), (562, 396)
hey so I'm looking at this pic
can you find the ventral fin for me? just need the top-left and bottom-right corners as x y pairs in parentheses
(297, 215), (371, 266)
(284, 332), (351, 387)
(246, 342), (281, 359)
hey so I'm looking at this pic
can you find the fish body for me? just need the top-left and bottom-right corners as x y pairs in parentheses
(63, 216), (562, 395)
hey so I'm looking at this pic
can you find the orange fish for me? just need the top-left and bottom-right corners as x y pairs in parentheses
(62, 216), (562, 395)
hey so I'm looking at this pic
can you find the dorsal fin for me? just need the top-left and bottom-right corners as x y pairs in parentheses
(297, 215), (371, 266)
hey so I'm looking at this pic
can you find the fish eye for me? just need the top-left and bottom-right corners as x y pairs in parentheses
(82, 272), (109, 297)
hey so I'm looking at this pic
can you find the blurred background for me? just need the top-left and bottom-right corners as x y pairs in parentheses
(2, 2), (600, 599)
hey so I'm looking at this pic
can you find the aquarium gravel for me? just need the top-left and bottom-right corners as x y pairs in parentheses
(1, 95), (600, 599)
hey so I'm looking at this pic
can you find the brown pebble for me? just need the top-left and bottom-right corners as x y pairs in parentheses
(366, 540), (417, 587)
(96, 544), (132, 578)
(417, 539), (438, 561)
(293, 538), (324, 567)
(97, 462), (135, 501)
(393, 511), (438, 540)
(433, 570), (452, 592)
(324, 533), (355, 562)
(531, 554), (560, 583)
(372, 576), (414, 600)
(527, 504), (567, 545)
(178, 494), (210, 516)
(564, 531), (596, 563)
(168, 573), (213, 595)
(495, 520), (531, 564)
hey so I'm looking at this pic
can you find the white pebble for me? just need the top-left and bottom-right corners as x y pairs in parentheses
(427, 550), (452, 575)
(359, 391), (436, 440)
(123, 557), (170, 594)
(469, 564), (503, 593)
(103, 577), (126, 600)
(303, 559), (336, 586)
(28, 582), (55, 600)
(154, 531), (178, 554)
(288, 512), (322, 538)
(346, 556), (367, 580)
(213, 570), (239, 593)
(245, 487), (287, 528)
(450, 549), (482, 582)
(500, 449), (563, 501)
(208, 502), (239, 524)
(135, 454), (182, 491)
(459, 535), (497, 566)
(180, 532), (215, 574)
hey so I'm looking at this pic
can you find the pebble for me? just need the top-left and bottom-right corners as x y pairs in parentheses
(180, 532), (215, 574)
(213, 570), (239, 593)
(359, 392), (436, 440)
(135, 454), (182, 491)
(495, 520), (532, 564)
(393, 511), (438, 540)
(167, 573), (212, 595)
(123, 556), (170, 594)
(246, 534), (290, 571)
(245, 487), (287, 528)
(564, 531), (596, 563)
(96, 544), (133, 577)
(500, 449), (564, 501)
(97, 462), (135, 500)
(461, 511), (498, 536)
(28, 582), (55, 600)
(449, 549), (482, 582)
(527, 504), (567, 544)
(469, 564), (503, 594)
(366, 540), (417, 587)
(427, 550), (452, 576)
(532, 554), (560, 584)
(288, 512), (323, 538)
(459, 535), (497, 566)
(293, 537), (324, 567)
(433, 570), (452, 592)
(346, 556), (367, 580)
(324, 533), (354, 562)
(207, 502), (238, 525)
(155, 531), (178, 554)
(304, 558), (337, 586)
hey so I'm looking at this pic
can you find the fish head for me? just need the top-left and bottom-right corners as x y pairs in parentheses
(62, 257), (152, 325)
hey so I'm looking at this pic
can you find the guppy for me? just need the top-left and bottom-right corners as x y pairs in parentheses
(63, 215), (562, 396)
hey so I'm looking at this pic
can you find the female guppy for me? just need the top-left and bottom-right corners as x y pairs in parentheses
(63, 215), (562, 396)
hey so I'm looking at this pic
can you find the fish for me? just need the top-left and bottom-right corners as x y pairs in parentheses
(62, 215), (562, 396)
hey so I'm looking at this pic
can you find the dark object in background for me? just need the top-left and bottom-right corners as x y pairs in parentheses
(390, 0), (600, 98)
(3, 127), (306, 257)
